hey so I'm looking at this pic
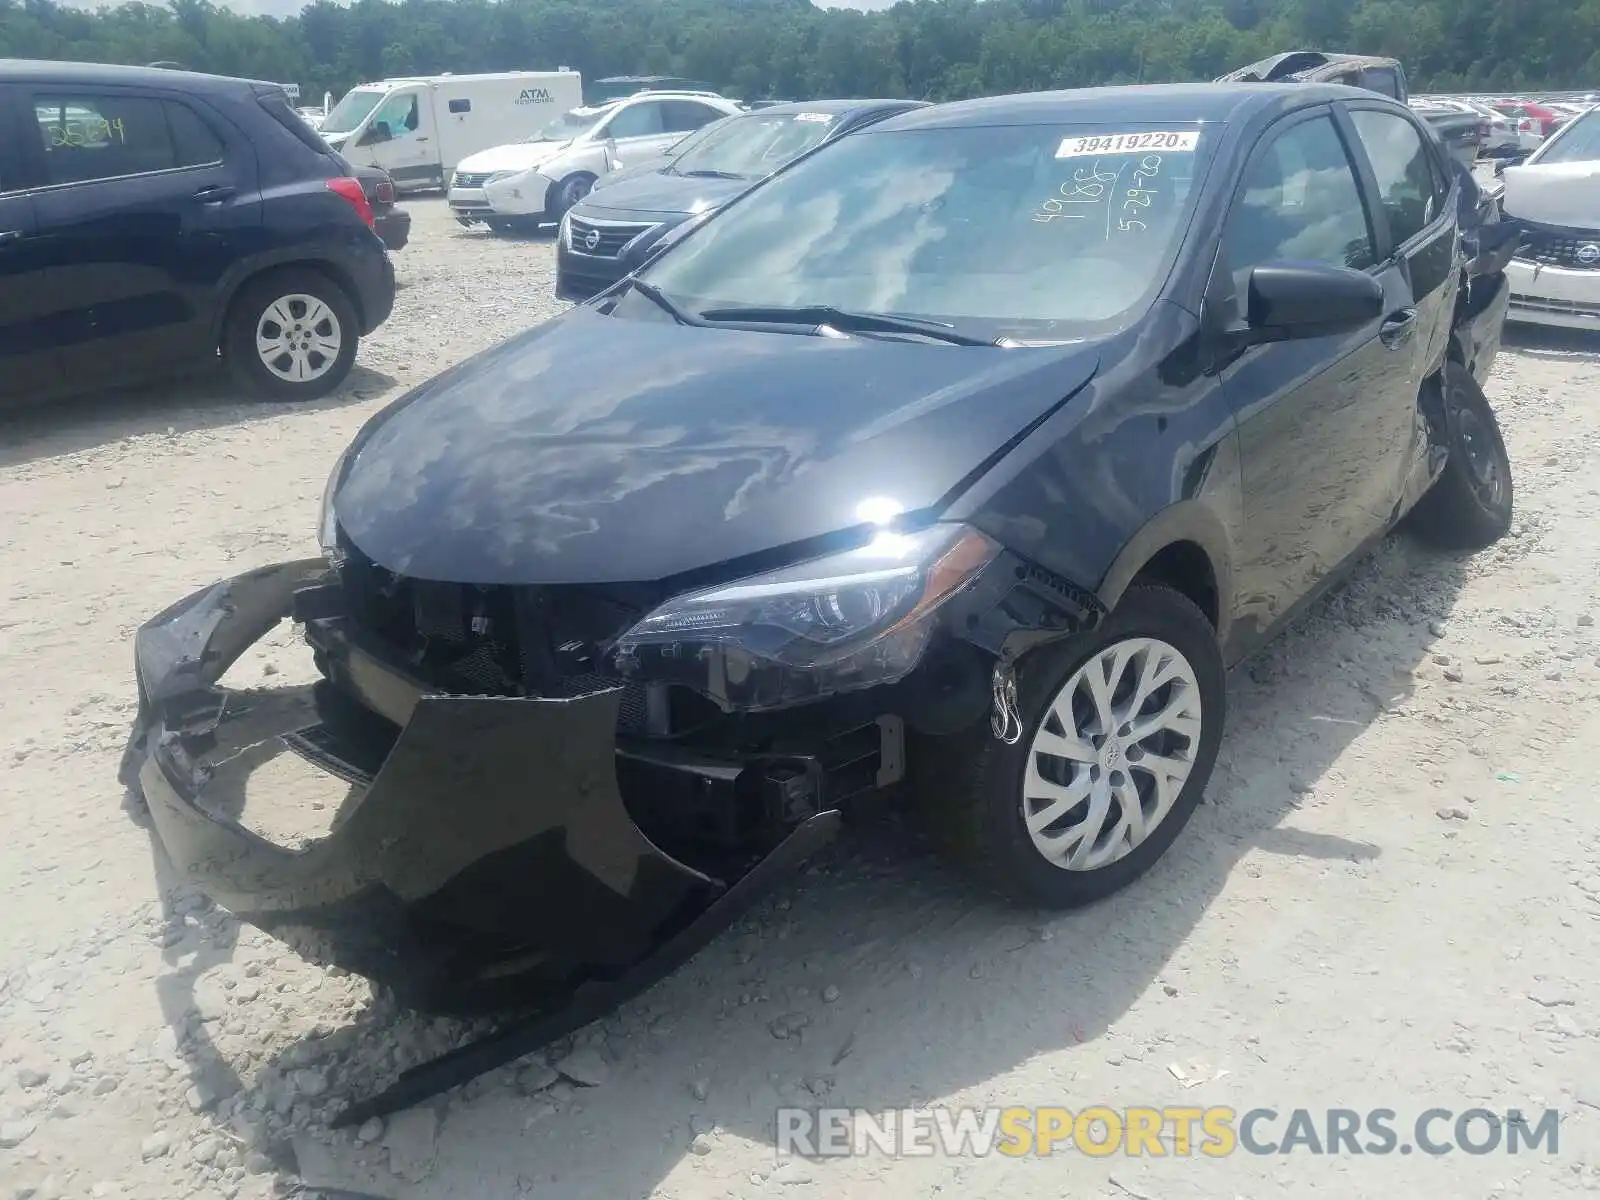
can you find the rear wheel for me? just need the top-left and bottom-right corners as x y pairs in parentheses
(1408, 360), (1514, 549)
(221, 269), (358, 402)
(914, 585), (1225, 909)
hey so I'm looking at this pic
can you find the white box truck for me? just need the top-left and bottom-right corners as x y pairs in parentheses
(318, 70), (583, 192)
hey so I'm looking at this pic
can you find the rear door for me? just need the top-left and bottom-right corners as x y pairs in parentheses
(0, 88), (59, 402)
(1342, 103), (1458, 384)
(1212, 107), (1420, 645)
(22, 84), (263, 392)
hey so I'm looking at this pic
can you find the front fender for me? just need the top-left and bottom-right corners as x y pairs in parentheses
(1096, 488), (1239, 653)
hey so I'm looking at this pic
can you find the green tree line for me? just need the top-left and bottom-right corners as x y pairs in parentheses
(2, 0), (1596, 106)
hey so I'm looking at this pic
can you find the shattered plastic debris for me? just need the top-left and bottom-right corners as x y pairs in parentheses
(1166, 1061), (1228, 1088)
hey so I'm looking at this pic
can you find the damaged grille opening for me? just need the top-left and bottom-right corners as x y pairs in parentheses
(331, 541), (724, 738)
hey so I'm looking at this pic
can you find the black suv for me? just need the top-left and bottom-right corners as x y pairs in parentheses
(0, 60), (397, 406)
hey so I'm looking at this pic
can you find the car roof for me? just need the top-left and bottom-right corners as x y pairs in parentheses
(0, 57), (272, 94)
(872, 82), (1364, 132)
(740, 98), (927, 117)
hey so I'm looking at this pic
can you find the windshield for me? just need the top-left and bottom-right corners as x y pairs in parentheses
(672, 111), (838, 179)
(530, 107), (606, 143)
(639, 122), (1211, 338)
(1533, 107), (1600, 164)
(320, 87), (385, 136)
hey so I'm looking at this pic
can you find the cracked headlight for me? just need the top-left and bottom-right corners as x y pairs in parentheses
(611, 524), (1000, 711)
(318, 445), (352, 565)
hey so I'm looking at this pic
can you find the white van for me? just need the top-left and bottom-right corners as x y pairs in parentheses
(318, 70), (583, 192)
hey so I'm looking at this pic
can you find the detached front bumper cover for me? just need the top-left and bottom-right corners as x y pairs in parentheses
(120, 558), (839, 1114)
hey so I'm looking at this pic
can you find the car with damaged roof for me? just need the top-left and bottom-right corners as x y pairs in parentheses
(555, 98), (927, 301)
(121, 81), (1515, 1114)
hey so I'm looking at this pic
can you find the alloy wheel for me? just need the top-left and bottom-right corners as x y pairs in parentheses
(1021, 637), (1203, 872)
(256, 294), (343, 385)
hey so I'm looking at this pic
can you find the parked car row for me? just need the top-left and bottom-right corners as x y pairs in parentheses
(1413, 92), (1598, 160)
(554, 97), (926, 300)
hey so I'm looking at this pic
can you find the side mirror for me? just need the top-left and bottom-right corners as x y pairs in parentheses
(1244, 262), (1384, 341)
(360, 124), (391, 146)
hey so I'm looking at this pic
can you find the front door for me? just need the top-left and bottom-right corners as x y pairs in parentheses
(1213, 107), (1420, 651)
(23, 85), (263, 393)
(1344, 103), (1458, 392)
(362, 88), (436, 189)
(598, 100), (679, 175)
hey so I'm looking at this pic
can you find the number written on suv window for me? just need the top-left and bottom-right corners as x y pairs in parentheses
(32, 94), (225, 186)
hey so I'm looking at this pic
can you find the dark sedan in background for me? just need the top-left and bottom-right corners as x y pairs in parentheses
(555, 98), (926, 300)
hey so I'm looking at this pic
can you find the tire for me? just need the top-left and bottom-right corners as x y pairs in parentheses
(1408, 360), (1514, 550)
(222, 269), (359, 402)
(912, 585), (1225, 909)
(549, 173), (596, 222)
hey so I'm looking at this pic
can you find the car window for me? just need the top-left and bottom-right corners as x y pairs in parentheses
(661, 102), (723, 134)
(604, 102), (666, 140)
(370, 93), (419, 141)
(1533, 108), (1600, 164)
(165, 102), (225, 166)
(642, 121), (1215, 339)
(32, 94), (220, 185)
(1350, 109), (1439, 247)
(1222, 115), (1374, 277)
(1361, 66), (1404, 100)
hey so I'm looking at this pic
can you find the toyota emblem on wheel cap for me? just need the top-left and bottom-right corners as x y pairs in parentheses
(1578, 243), (1600, 266)
(584, 228), (601, 252)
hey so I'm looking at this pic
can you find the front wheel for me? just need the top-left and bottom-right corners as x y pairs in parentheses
(1408, 360), (1514, 550)
(549, 173), (595, 222)
(221, 269), (359, 401)
(914, 585), (1226, 909)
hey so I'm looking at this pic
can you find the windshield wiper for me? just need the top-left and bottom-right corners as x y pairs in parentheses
(678, 168), (746, 180)
(618, 277), (704, 326)
(697, 305), (997, 346)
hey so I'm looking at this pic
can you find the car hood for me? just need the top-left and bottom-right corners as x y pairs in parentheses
(333, 309), (1100, 586)
(454, 140), (574, 175)
(579, 171), (750, 218)
(1501, 160), (1600, 227)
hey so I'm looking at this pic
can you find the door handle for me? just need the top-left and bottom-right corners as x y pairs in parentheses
(415, 136), (429, 142)
(1379, 308), (1417, 349)
(0, 229), (23, 245)
(192, 184), (235, 204)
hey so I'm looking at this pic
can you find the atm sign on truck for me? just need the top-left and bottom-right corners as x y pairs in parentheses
(318, 69), (582, 191)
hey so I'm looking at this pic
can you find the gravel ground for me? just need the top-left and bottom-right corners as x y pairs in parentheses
(5, 197), (1600, 1199)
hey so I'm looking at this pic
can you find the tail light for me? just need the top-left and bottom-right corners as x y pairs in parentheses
(326, 176), (375, 228)
(374, 179), (396, 205)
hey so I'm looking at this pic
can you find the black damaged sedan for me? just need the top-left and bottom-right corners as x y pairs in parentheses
(123, 85), (1513, 1030)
